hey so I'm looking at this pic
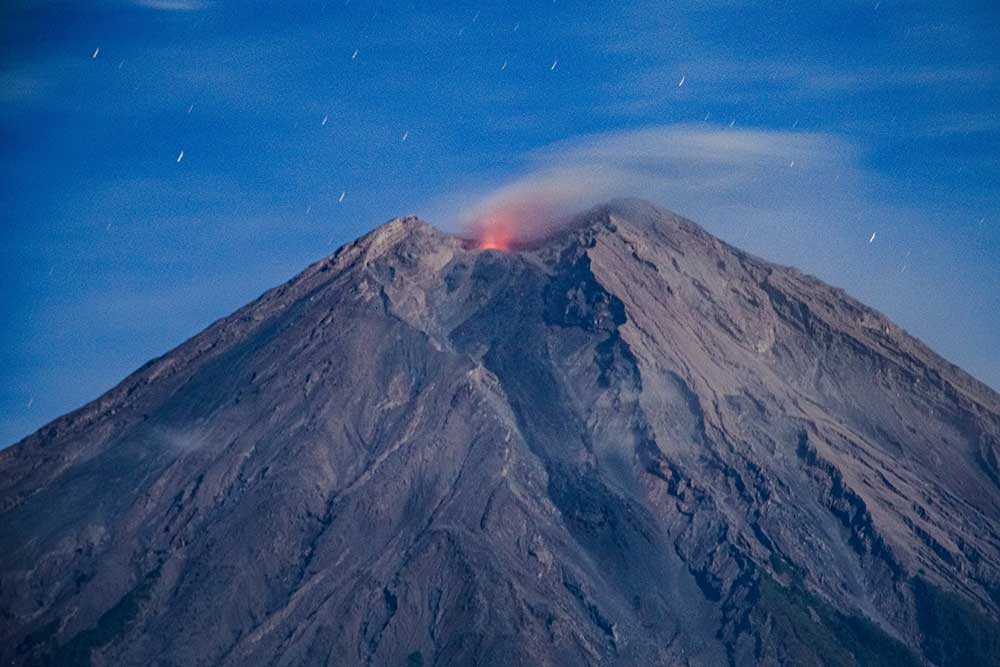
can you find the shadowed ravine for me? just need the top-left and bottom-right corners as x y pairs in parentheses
(2, 200), (999, 666)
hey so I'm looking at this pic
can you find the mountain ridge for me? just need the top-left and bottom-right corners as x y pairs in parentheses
(2, 199), (999, 666)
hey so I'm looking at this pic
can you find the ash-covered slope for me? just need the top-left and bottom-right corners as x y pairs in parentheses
(2, 200), (999, 666)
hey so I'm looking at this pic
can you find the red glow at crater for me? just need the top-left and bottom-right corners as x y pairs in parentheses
(478, 228), (513, 251)
(470, 207), (520, 250)
(467, 199), (556, 251)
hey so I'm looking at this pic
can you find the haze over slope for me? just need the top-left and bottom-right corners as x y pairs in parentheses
(2, 200), (999, 666)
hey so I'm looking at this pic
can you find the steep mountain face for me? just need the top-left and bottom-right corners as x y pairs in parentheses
(2, 200), (999, 666)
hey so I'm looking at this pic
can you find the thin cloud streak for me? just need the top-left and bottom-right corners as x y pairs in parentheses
(132, 0), (209, 10)
(445, 124), (860, 240)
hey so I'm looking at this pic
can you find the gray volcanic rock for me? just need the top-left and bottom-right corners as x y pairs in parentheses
(2, 200), (999, 666)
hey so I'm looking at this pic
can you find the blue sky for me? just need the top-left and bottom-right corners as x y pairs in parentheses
(2, 0), (998, 445)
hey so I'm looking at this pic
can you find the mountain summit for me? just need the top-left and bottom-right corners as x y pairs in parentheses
(2, 200), (999, 666)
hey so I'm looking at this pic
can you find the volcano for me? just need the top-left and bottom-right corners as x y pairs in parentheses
(2, 200), (999, 666)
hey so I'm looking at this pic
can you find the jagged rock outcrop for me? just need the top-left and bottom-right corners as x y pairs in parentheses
(2, 200), (999, 666)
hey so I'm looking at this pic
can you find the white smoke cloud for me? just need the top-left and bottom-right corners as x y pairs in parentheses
(443, 124), (862, 248)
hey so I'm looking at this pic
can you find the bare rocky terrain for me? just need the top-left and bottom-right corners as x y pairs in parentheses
(2, 199), (999, 666)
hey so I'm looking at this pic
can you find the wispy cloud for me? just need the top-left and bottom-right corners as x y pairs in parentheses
(803, 65), (997, 93)
(605, 60), (998, 116)
(132, 0), (209, 10)
(920, 112), (1000, 137)
(439, 124), (860, 240)
(0, 71), (51, 104)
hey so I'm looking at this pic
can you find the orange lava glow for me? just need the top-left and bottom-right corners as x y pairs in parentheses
(478, 231), (512, 250)
(470, 207), (524, 250)
(466, 198), (561, 250)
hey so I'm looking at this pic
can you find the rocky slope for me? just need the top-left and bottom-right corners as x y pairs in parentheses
(2, 199), (999, 666)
